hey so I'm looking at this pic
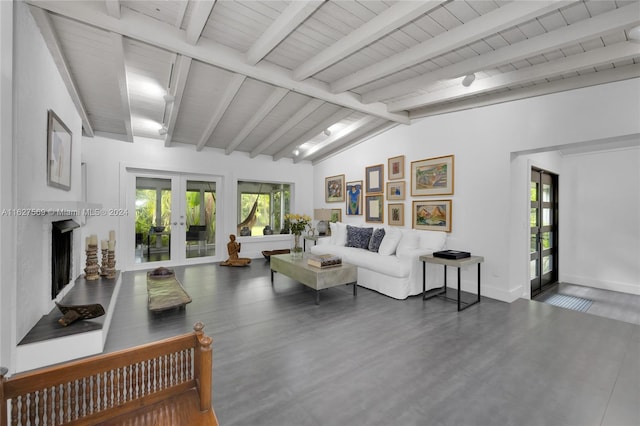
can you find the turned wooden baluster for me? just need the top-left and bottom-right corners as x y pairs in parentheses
(194, 321), (213, 412)
(136, 362), (142, 399)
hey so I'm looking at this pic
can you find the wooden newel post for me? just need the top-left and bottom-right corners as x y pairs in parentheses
(0, 367), (8, 426)
(193, 322), (213, 413)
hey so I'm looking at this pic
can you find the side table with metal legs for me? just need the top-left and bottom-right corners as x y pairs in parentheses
(421, 254), (484, 312)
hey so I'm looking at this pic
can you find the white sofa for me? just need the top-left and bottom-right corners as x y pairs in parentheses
(309, 222), (446, 300)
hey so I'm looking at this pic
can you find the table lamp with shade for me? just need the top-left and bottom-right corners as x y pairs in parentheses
(314, 208), (332, 235)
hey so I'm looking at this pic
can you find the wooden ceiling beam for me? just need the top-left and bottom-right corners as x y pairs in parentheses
(330, 1), (574, 93)
(409, 64), (640, 119)
(185, 0), (216, 45)
(389, 42), (640, 112)
(311, 122), (399, 165)
(104, 0), (120, 19)
(362, 3), (640, 103)
(246, 0), (324, 66)
(250, 98), (325, 158)
(27, 5), (94, 137)
(164, 55), (192, 147)
(224, 87), (289, 155)
(195, 73), (245, 151)
(109, 32), (133, 142)
(272, 108), (353, 161)
(295, 116), (380, 163)
(293, 0), (445, 81)
(26, 0), (409, 125)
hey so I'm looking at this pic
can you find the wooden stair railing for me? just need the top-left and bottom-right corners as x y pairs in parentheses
(0, 322), (217, 426)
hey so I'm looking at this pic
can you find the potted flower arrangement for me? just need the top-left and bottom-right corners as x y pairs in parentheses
(284, 213), (311, 259)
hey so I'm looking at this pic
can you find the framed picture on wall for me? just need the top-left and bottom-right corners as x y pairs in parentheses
(330, 208), (342, 223)
(325, 174), (345, 202)
(386, 181), (405, 200)
(412, 200), (452, 232)
(47, 110), (73, 191)
(365, 164), (384, 193)
(411, 155), (454, 196)
(365, 194), (384, 223)
(388, 203), (404, 226)
(388, 155), (404, 180)
(345, 180), (363, 215)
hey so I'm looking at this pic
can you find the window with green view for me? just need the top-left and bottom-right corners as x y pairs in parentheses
(237, 181), (290, 236)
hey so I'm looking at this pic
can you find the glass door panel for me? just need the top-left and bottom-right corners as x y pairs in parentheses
(185, 179), (217, 259)
(135, 177), (173, 264)
(130, 172), (221, 269)
(530, 168), (559, 297)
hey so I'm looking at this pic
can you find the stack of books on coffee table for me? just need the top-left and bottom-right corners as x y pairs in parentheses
(307, 254), (342, 268)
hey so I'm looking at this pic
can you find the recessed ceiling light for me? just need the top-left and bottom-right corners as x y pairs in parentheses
(629, 26), (640, 42)
(158, 125), (168, 135)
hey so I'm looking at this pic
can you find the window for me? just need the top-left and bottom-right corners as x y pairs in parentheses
(237, 181), (290, 236)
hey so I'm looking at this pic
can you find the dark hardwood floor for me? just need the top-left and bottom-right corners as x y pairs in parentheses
(104, 261), (639, 426)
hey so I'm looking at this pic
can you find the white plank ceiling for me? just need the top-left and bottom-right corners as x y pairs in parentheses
(26, 0), (640, 163)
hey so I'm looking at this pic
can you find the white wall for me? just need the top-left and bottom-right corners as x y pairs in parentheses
(560, 147), (640, 294)
(12, 2), (84, 345)
(81, 136), (313, 265)
(314, 78), (640, 302)
(0, 0), (16, 369)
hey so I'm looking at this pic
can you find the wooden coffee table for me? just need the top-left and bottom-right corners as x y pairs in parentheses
(270, 253), (358, 304)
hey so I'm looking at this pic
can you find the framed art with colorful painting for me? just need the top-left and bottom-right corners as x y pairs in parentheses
(388, 203), (404, 226)
(331, 208), (342, 223)
(386, 181), (405, 200)
(411, 155), (454, 196)
(388, 155), (404, 180)
(346, 180), (362, 215)
(412, 200), (452, 232)
(325, 174), (345, 202)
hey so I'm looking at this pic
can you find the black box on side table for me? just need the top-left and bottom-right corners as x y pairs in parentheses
(433, 250), (471, 259)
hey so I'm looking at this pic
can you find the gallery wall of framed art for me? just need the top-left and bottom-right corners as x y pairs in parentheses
(323, 154), (454, 232)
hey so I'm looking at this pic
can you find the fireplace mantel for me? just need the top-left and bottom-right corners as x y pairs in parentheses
(30, 200), (102, 216)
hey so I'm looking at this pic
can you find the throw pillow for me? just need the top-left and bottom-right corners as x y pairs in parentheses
(329, 222), (348, 246)
(396, 230), (420, 257)
(368, 228), (386, 252)
(346, 225), (373, 249)
(378, 227), (402, 256)
(329, 222), (338, 245)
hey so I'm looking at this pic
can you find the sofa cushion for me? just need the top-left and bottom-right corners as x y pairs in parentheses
(310, 244), (410, 278)
(330, 222), (347, 246)
(396, 230), (420, 257)
(378, 227), (402, 256)
(419, 230), (447, 251)
(347, 225), (373, 249)
(368, 228), (386, 252)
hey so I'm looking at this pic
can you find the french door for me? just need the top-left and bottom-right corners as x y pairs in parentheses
(530, 168), (559, 297)
(129, 170), (220, 269)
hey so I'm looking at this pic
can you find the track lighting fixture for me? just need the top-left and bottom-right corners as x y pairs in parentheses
(462, 73), (476, 87)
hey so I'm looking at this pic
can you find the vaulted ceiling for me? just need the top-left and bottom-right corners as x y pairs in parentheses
(26, 0), (640, 163)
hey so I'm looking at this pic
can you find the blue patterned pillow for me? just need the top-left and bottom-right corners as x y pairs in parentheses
(368, 228), (386, 252)
(346, 225), (373, 249)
